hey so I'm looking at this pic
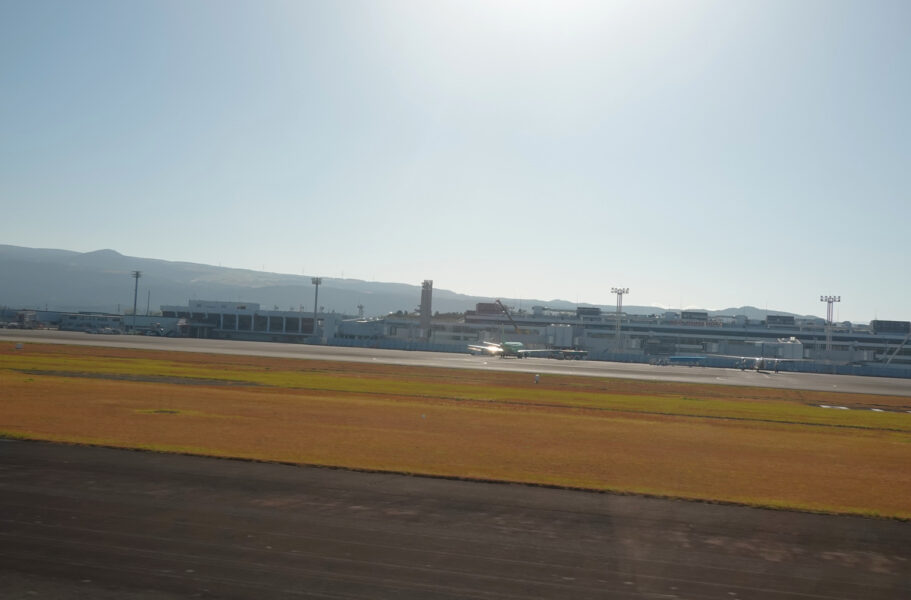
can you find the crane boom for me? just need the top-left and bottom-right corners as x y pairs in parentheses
(495, 299), (520, 333)
(885, 331), (911, 364)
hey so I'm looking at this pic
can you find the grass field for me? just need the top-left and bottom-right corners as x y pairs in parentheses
(2, 342), (910, 519)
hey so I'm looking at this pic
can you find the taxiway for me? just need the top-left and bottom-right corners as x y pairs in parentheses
(2, 329), (910, 396)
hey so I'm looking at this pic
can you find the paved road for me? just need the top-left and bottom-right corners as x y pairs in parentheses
(1, 441), (908, 599)
(3, 329), (911, 396)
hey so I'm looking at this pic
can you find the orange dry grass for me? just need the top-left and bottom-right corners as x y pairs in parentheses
(2, 349), (910, 519)
(12, 341), (911, 406)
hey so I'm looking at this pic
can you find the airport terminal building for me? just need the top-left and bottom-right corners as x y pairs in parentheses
(160, 300), (339, 343)
(457, 305), (911, 367)
(158, 299), (911, 373)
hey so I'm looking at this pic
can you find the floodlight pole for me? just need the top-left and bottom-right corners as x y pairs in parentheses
(611, 287), (629, 351)
(311, 277), (322, 338)
(820, 295), (841, 354)
(131, 271), (142, 332)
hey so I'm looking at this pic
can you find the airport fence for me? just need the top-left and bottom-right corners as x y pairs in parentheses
(588, 351), (651, 364)
(588, 352), (911, 379)
(796, 362), (911, 379)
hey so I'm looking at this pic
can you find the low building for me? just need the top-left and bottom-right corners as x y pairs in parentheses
(160, 300), (341, 342)
(58, 313), (184, 335)
(59, 313), (125, 333)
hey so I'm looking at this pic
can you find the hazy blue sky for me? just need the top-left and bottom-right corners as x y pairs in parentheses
(2, 0), (909, 321)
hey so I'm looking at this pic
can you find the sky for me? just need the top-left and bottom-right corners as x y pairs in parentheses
(1, 0), (909, 322)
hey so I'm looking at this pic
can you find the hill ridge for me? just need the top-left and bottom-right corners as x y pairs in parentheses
(0, 244), (810, 320)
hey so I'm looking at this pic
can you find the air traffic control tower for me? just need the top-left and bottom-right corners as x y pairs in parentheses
(420, 280), (433, 339)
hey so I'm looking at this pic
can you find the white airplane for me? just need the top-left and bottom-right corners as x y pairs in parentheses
(467, 342), (588, 360)
(467, 341), (526, 358)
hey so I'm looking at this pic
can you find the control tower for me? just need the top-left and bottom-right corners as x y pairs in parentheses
(420, 280), (433, 339)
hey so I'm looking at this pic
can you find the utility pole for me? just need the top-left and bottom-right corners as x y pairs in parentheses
(611, 287), (629, 351)
(131, 271), (142, 332)
(311, 277), (322, 338)
(820, 295), (840, 354)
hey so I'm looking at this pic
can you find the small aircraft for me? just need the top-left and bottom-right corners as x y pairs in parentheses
(739, 357), (792, 372)
(467, 341), (527, 358)
(661, 355), (706, 366)
(467, 342), (588, 360)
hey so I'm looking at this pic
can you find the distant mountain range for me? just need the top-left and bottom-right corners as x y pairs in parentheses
(0, 245), (807, 320)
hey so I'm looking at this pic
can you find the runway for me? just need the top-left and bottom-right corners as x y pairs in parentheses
(1, 441), (908, 599)
(3, 329), (911, 396)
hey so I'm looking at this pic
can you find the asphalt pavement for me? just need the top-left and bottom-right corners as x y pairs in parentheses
(1, 441), (909, 599)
